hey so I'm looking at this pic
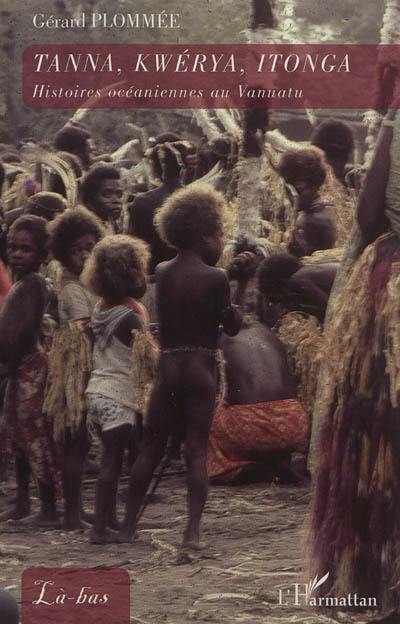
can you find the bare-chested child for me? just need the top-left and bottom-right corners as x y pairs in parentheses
(117, 185), (242, 548)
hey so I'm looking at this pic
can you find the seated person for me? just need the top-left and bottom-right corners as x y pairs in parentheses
(257, 253), (338, 325)
(207, 259), (309, 485)
(280, 149), (336, 257)
(256, 253), (337, 414)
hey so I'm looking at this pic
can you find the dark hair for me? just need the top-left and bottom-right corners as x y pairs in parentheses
(54, 125), (90, 154)
(312, 119), (354, 159)
(8, 215), (48, 259)
(149, 141), (189, 182)
(258, 253), (302, 296)
(154, 132), (181, 145)
(48, 205), (105, 266)
(80, 165), (121, 206)
(54, 125), (91, 169)
(82, 234), (149, 300)
(279, 148), (326, 188)
(211, 134), (239, 161)
(24, 192), (67, 221)
(155, 184), (225, 250)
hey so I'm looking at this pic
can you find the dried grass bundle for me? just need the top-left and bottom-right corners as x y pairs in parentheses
(277, 312), (324, 413)
(131, 330), (159, 418)
(43, 320), (93, 441)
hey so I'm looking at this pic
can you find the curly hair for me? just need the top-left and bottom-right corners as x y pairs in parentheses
(279, 148), (326, 188)
(54, 125), (90, 153)
(155, 184), (225, 250)
(312, 119), (354, 159)
(148, 141), (190, 182)
(48, 206), (105, 266)
(8, 215), (48, 259)
(81, 234), (149, 301)
(24, 192), (67, 221)
(80, 165), (121, 206)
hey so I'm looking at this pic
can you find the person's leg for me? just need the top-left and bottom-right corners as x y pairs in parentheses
(0, 450), (31, 520)
(63, 424), (90, 530)
(182, 363), (217, 549)
(90, 424), (131, 544)
(37, 480), (59, 525)
(118, 385), (174, 542)
(107, 429), (127, 531)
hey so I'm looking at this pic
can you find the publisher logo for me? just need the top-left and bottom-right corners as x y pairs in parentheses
(278, 572), (377, 609)
(22, 568), (130, 624)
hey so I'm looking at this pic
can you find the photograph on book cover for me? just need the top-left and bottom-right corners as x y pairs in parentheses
(0, 0), (398, 623)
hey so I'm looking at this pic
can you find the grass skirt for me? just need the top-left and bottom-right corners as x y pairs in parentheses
(43, 320), (92, 442)
(307, 232), (400, 611)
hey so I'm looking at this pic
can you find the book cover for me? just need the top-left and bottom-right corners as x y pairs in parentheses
(0, 1), (394, 623)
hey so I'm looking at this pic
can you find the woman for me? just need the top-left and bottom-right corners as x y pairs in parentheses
(308, 107), (400, 621)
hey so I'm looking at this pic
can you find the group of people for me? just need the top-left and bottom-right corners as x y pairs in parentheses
(0, 102), (398, 621)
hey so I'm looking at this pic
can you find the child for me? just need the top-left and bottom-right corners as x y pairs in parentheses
(0, 215), (60, 525)
(82, 235), (150, 544)
(279, 148), (336, 257)
(48, 206), (104, 324)
(118, 184), (242, 549)
(45, 207), (105, 529)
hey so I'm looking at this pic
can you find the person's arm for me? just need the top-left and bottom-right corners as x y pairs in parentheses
(358, 109), (396, 236)
(128, 195), (150, 241)
(217, 270), (242, 336)
(0, 274), (46, 364)
(228, 250), (263, 306)
(114, 311), (145, 347)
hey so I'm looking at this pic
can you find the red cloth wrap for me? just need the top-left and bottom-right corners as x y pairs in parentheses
(207, 398), (309, 483)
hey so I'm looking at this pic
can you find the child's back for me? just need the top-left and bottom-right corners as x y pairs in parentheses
(157, 254), (233, 351)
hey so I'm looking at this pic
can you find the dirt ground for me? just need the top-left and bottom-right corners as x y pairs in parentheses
(0, 471), (380, 624)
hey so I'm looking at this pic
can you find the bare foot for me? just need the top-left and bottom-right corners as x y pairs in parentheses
(175, 550), (193, 565)
(89, 527), (120, 544)
(0, 504), (30, 522)
(181, 540), (206, 551)
(115, 530), (135, 544)
(62, 517), (91, 531)
(182, 528), (205, 551)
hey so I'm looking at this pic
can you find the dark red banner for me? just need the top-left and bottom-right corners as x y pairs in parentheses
(23, 44), (400, 109)
(22, 567), (130, 624)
